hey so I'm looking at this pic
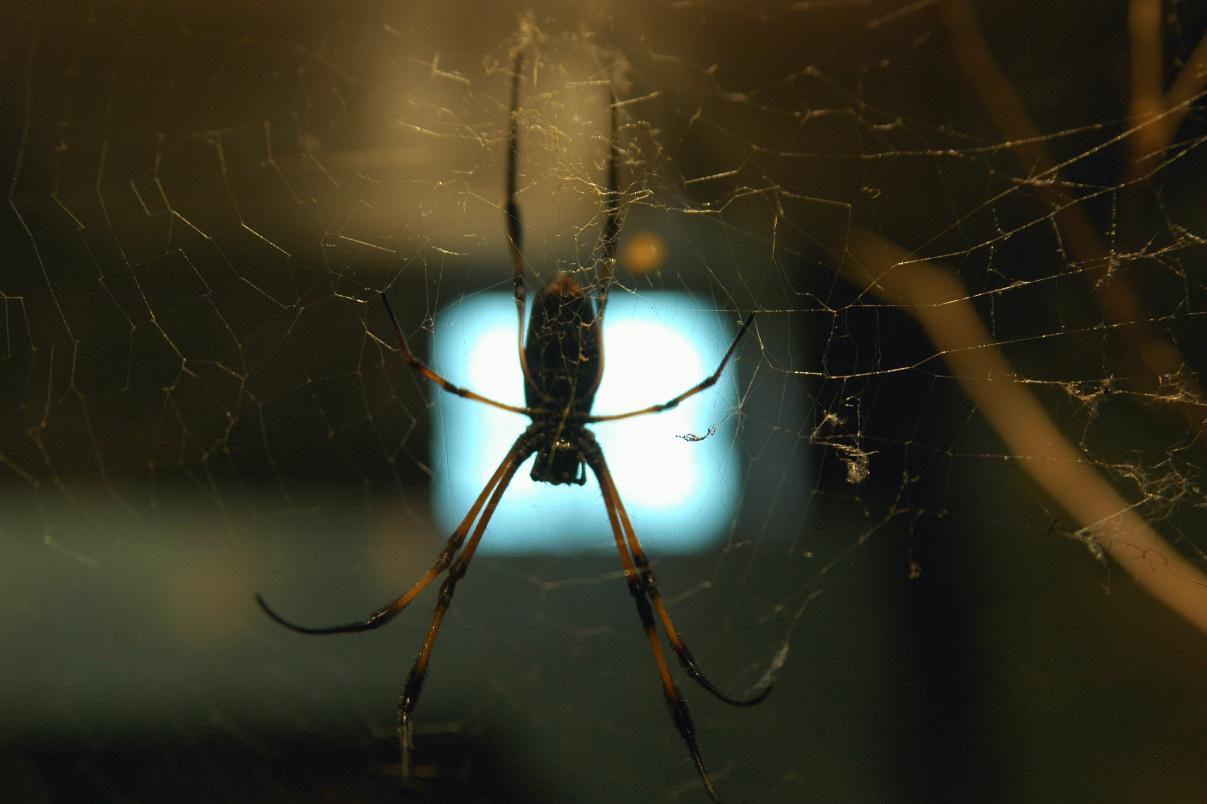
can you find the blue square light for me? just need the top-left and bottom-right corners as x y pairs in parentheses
(430, 290), (742, 554)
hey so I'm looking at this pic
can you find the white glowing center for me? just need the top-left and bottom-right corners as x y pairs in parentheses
(431, 291), (740, 554)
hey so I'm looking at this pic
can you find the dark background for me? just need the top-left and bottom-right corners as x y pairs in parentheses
(3, 2), (1206, 802)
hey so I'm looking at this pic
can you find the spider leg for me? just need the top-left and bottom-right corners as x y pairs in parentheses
(585, 82), (621, 400)
(596, 80), (620, 319)
(398, 434), (537, 776)
(254, 428), (536, 635)
(381, 292), (536, 415)
(585, 313), (755, 424)
(506, 48), (538, 390)
(581, 438), (722, 803)
(590, 438), (771, 707)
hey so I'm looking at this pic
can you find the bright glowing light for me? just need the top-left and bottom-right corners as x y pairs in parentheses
(430, 291), (742, 554)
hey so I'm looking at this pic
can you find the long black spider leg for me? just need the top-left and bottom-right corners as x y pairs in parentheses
(398, 434), (537, 776)
(596, 79), (620, 319)
(381, 292), (536, 415)
(586, 313), (755, 423)
(506, 48), (538, 390)
(586, 79), (621, 401)
(581, 437), (722, 803)
(254, 428), (535, 636)
(589, 435), (771, 707)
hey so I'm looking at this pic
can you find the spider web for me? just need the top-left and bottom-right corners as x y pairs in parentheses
(3, 2), (1207, 802)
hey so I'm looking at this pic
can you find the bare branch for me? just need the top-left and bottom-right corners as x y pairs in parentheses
(842, 229), (1207, 637)
(939, 0), (1206, 436)
(1163, 30), (1207, 145)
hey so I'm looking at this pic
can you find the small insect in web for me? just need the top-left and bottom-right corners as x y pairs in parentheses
(255, 49), (766, 802)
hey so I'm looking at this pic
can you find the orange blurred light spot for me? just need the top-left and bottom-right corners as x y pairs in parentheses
(620, 230), (666, 276)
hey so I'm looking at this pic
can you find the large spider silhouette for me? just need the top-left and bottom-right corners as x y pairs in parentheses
(256, 50), (764, 802)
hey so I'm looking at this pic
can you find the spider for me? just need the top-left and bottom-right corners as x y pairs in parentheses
(255, 50), (765, 802)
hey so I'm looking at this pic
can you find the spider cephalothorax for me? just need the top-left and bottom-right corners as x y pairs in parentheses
(256, 47), (762, 803)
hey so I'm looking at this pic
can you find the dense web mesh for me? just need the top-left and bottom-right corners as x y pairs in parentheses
(3, 2), (1207, 802)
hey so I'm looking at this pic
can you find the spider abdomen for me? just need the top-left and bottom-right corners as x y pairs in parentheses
(523, 272), (602, 415)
